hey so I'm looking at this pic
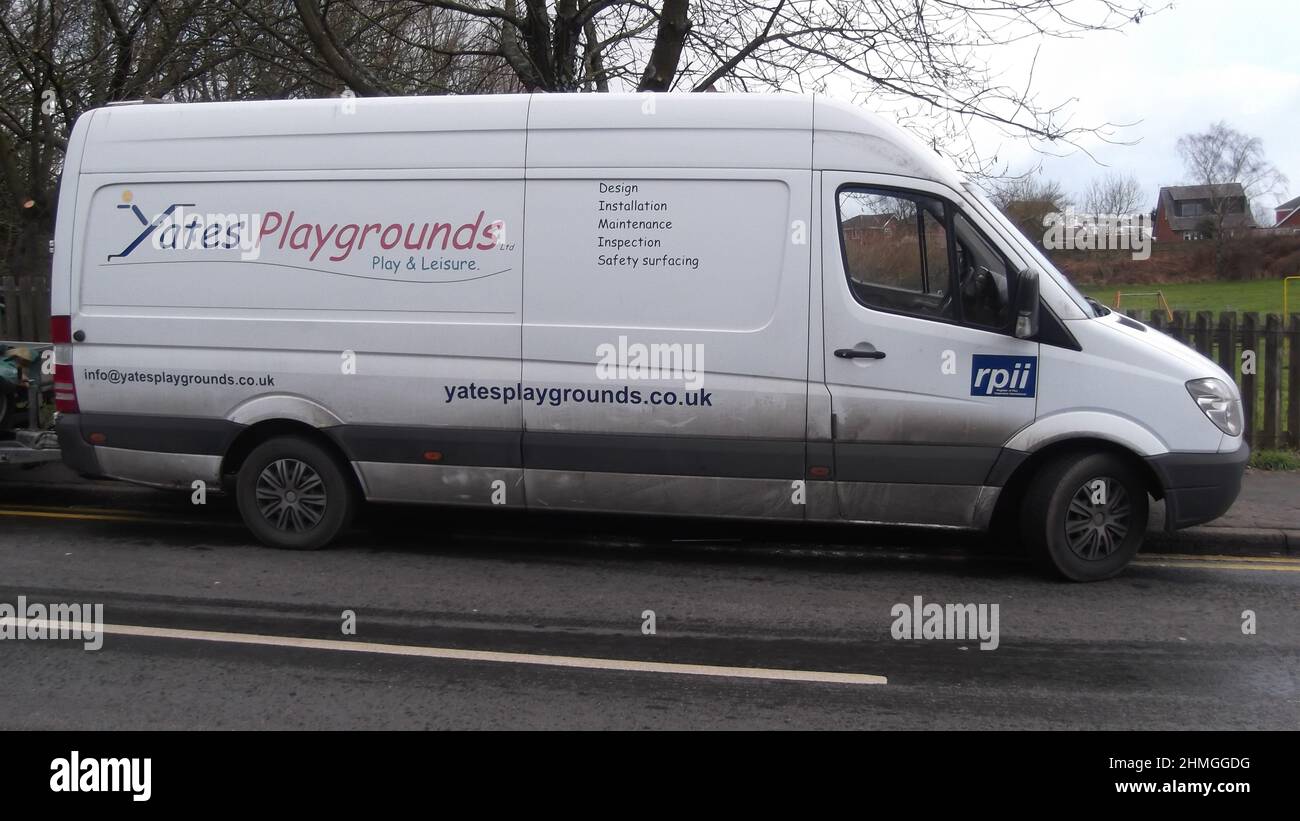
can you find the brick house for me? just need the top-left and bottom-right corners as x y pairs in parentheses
(1274, 195), (1300, 229)
(1153, 183), (1257, 242)
(841, 213), (899, 240)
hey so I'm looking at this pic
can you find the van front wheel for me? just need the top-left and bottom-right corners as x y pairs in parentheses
(1021, 452), (1149, 581)
(235, 436), (356, 550)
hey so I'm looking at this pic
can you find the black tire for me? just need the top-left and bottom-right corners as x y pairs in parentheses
(1020, 451), (1149, 582)
(235, 436), (356, 550)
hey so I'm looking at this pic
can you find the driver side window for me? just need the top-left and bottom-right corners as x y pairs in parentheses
(837, 186), (1013, 331)
(838, 188), (954, 322)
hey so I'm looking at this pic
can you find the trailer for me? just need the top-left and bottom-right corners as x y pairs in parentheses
(0, 341), (60, 466)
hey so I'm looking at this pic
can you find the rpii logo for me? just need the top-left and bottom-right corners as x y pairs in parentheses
(970, 354), (1037, 398)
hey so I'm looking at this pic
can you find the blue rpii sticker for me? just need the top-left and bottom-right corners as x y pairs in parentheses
(971, 354), (1037, 397)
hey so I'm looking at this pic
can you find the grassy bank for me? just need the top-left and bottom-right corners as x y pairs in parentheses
(1250, 450), (1300, 471)
(1079, 279), (1295, 316)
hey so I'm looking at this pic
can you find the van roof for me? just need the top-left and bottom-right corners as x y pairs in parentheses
(74, 92), (966, 187)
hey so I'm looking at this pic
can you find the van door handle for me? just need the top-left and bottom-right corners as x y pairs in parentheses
(834, 348), (886, 360)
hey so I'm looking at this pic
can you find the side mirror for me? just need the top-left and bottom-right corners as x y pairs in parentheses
(1014, 269), (1040, 339)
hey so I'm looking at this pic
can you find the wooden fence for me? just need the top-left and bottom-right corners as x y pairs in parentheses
(1125, 310), (1300, 449)
(0, 275), (50, 343)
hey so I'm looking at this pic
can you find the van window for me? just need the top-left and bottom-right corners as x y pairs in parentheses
(838, 185), (1017, 331)
(837, 189), (953, 321)
(963, 182), (1092, 317)
(953, 211), (1010, 329)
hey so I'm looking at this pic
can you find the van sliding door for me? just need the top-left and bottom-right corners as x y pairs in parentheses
(518, 167), (812, 518)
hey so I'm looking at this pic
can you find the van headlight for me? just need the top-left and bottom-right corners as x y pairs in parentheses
(1186, 378), (1243, 436)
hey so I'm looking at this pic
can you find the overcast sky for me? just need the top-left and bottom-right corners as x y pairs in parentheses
(970, 0), (1299, 215)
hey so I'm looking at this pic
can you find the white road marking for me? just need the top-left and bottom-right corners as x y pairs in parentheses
(2, 618), (887, 686)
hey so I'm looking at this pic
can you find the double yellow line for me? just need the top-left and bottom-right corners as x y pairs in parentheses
(1133, 554), (1300, 573)
(0, 505), (220, 527)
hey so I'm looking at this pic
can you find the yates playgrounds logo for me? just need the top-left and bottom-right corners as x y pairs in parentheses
(106, 190), (511, 281)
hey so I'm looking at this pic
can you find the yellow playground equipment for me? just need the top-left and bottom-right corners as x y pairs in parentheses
(1113, 290), (1173, 321)
(1284, 276), (1300, 317)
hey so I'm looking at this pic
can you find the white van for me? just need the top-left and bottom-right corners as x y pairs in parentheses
(49, 93), (1247, 581)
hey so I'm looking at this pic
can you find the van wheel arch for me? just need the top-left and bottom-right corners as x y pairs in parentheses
(989, 438), (1163, 548)
(221, 419), (360, 496)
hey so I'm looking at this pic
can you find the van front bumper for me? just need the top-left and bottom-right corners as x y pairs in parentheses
(1147, 441), (1250, 530)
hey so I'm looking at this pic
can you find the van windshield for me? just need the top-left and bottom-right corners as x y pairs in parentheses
(961, 183), (1095, 317)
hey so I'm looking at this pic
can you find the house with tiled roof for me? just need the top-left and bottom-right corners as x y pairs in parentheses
(841, 213), (900, 240)
(1153, 183), (1257, 242)
(1274, 195), (1300, 229)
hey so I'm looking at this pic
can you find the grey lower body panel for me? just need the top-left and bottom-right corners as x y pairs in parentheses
(834, 442), (1002, 485)
(55, 412), (1012, 529)
(67, 411), (243, 455)
(355, 462), (525, 508)
(525, 469), (805, 520)
(524, 431), (803, 479)
(352, 465), (996, 530)
(57, 412), (231, 490)
(56, 411), (230, 488)
(95, 447), (222, 490)
(832, 482), (1001, 530)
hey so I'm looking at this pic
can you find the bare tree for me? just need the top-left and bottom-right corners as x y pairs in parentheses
(1177, 121), (1288, 274)
(1081, 172), (1145, 216)
(283, 0), (1158, 169)
(0, 0), (242, 279)
(987, 175), (1070, 247)
(0, 0), (517, 280)
(0, 0), (1160, 283)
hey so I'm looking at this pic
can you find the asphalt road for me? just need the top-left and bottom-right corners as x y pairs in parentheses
(1, 465), (1297, 730)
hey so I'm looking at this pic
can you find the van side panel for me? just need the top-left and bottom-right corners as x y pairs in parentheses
(519, 95), (814, 519)
(77, 95), (533, 174)
(65, 97), (530, 504)
(519, 169), (812, 518)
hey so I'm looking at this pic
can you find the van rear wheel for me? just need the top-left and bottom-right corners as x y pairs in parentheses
(235, 436), (355, 550)
(1020, 452), (1148, 582)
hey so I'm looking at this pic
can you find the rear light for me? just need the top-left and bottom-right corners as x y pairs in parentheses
(51, 315), (79, 413)
(54, 363), (79, 413)
(51, 315), (72, 344)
